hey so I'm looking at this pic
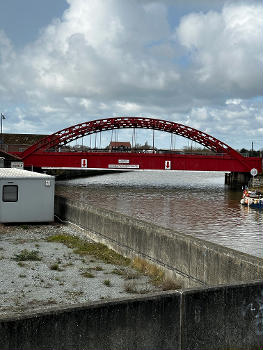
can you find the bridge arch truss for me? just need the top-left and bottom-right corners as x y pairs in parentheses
(21, 117), (248, 168)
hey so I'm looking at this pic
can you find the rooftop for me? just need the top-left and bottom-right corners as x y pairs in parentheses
(2, 133), (47, 145)
(0, 168), (53, 179)
(109, 141), (131, 148)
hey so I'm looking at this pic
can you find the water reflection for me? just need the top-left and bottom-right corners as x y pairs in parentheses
(58, 171), (263, 258)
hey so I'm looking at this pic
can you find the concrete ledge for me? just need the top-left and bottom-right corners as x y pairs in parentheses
(181, 281), (263, 350)
(55, 196), (263, 288)
(0, 293), (181, 350)
(1, 282), (262, 350)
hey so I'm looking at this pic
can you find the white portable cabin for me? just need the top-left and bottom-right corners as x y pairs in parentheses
(0, 168), (55, 223)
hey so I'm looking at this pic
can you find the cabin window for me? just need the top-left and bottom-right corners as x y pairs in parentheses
(2, 185), (18, 202)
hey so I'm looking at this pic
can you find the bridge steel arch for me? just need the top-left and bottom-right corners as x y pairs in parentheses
(21, 117), (251, 170)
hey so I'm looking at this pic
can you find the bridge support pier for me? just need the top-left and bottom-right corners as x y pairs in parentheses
(225, 172), (251, 186)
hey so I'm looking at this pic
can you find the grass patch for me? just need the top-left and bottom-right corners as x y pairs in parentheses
(65, 290), (84, 298)
(124, 281), (138, 294)
(81, 271), (95, 278)
(50, 263), (63, 271)
(47, 234), (130, 266)
(111, 268), (125, 276)
(132, 257), (164, 286)
(124, 272), (140, 280)
(132, 257), (182, 290)
(160, 279), (182, 291)
(103, 279), (112, 287)
(14, 249), (41, 262)
(94, 265), (103, 271)
(62, 262), (74, 268)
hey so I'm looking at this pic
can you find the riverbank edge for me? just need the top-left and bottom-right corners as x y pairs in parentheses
(54, 195), (263, 288)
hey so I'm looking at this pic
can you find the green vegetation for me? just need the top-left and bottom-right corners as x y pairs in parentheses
(132, 257), (181, 290)
(111, 268), (125, 276)
(14, 249), (41, 262)
(46, 234), (181, 291)
(94, 266), (103, 271)
(103, 279), (112, 287)
(50, 263), (63, 271)
(132, 257), (164, 286)
(47, 234), (130, 266)
(124, 281), (138, 294)
(81, 271), (95, 278)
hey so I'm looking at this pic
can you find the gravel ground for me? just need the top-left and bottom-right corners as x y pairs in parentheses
(0, 222), (161, 317)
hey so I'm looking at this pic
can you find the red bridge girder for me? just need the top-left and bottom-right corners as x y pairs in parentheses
(20, 117), (259, 172)
(23, 151), (262, 173)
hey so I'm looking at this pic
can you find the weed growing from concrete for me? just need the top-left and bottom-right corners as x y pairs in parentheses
(81, 271), (95, 278)
(47, 234), (130, 266)
(65, 290), (84, 298)
(132, 257), (182, 290)
(160, 279), (182, 291)
(103, 279), (112, 287)
(14, 249), (42, 262)
(132, 257), (164, 285)
(111, 268), (125, 276)
(62, 262), (74, 268)
(124, 272), (140, 280)
(124, 281), (138, 294)
(94, 266), (103, 271)
(17, 261), (27, 267)
(50, 263), (63, 271)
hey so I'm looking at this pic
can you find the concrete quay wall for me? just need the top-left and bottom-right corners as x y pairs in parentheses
(1, 196), (262, 349)
(55, 195), (263, 288)
(0, 281), (262, 350)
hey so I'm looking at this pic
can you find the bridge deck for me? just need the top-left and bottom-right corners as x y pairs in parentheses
(13, 151), (262, 173)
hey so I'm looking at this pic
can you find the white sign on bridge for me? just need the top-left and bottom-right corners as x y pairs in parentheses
(11, 162), (24, 169)
(108, 164), (139, 169)
(165, 160), (171, 170)
(81, 159), (88, 168)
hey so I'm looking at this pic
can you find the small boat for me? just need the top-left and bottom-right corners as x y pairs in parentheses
(240, 189), (263, 209)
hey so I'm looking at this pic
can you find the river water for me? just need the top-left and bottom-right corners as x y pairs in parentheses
(59, 171), (263, 258)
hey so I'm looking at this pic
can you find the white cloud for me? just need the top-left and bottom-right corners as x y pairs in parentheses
(176, 3), (262, 97)
(0, 1), (262, 150)
(225, 99), (242, 105)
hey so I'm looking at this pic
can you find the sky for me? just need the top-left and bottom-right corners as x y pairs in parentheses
(0, 0), (262, 150)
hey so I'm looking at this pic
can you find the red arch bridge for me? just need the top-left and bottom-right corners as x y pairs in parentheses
(13, 117), (262, 174)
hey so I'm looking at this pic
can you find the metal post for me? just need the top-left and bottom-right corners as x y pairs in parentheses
(0, 114), (2, 149)
(1, 113), (5, 150)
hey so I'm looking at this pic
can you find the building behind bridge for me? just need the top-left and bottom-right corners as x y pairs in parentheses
(108, 141), (131, 152)
(0, 133), (48, 153)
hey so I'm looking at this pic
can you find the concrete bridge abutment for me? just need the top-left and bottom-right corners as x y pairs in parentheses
(225, 171), (251, 186)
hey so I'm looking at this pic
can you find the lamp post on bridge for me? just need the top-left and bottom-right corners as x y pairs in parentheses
(1, 113), (6, 150)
